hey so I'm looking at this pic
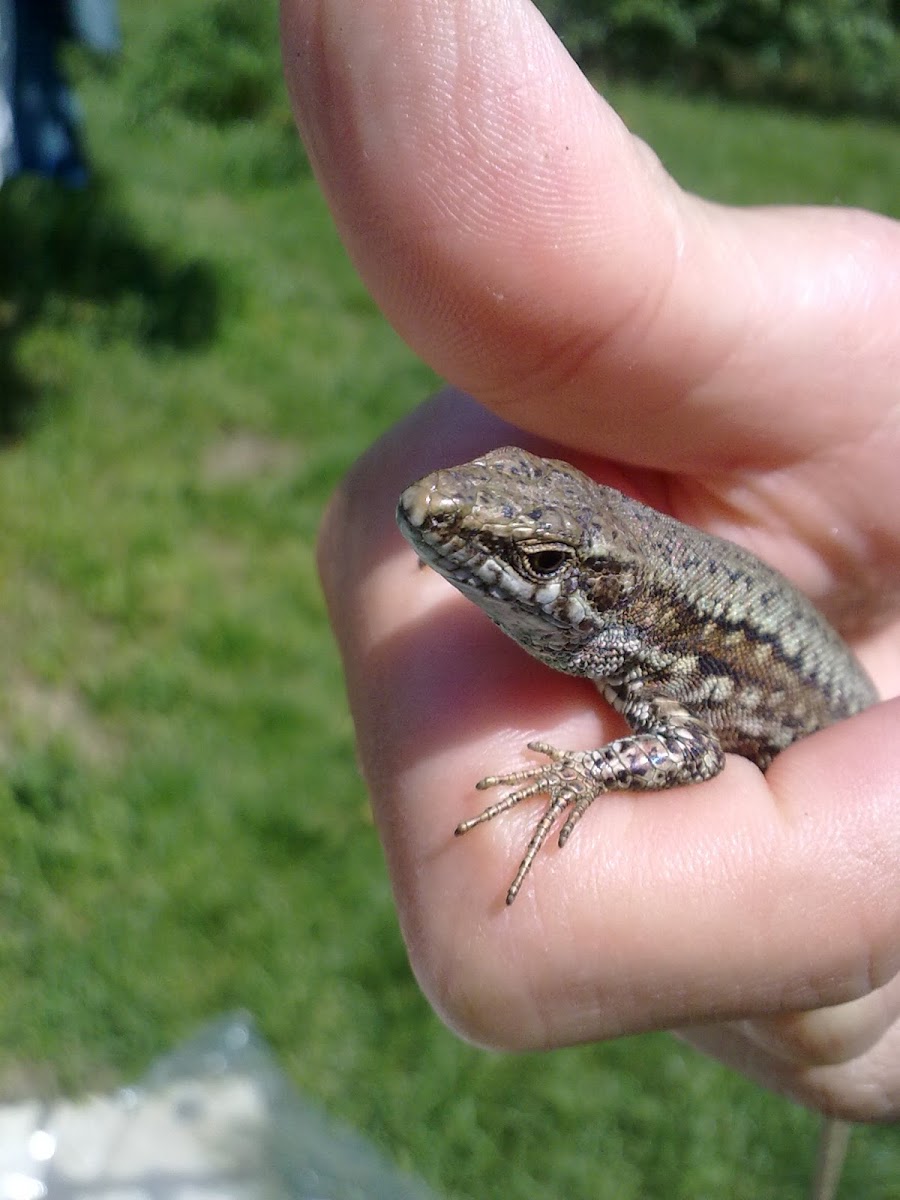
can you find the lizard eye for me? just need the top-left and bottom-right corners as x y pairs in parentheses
(517, 544), (571, 578)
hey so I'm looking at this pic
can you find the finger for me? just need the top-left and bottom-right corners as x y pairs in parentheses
(744, 981), (900, 1069)
(680, 983), (900, 1120)
(318, 403), (900, 1067)
(282, 0), (900, 468)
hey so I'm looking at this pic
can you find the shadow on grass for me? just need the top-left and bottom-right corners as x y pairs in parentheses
(0, 173), (221, 437)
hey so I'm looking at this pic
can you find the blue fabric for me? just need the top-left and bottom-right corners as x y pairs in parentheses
(66, 0), (121, 54)
(0, 0), (17, 182)
(2, 0), (119, 187)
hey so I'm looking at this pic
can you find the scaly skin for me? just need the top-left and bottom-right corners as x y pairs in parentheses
(396, 445), (877, 1200)
(397, 445), (876, 903)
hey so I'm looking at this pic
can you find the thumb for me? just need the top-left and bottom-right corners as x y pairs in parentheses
(281, 0), (900, 469)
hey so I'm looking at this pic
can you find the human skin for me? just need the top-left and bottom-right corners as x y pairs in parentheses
(281, 0), (900, 1119)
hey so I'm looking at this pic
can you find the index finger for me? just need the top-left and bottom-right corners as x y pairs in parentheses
(317, 395), (900, 1053)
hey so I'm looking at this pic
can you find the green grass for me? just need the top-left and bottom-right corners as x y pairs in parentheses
(605, 80), (900, 214)
(0, 4), (897, 1197)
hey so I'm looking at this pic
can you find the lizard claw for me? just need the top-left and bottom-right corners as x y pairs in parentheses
(458, 743), (605, 902)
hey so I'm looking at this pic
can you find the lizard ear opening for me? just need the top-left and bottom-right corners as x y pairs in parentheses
(583, 557), (638, 609)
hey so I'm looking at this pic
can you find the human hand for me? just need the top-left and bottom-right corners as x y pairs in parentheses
(281, 0), (900, 1119)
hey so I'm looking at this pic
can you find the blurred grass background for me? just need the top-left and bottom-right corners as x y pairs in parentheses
(0, 2), (897, 1197)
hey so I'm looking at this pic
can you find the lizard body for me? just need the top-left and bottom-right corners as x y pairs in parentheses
(396, 445), (878, 1200)
(397, 446), (875, 901)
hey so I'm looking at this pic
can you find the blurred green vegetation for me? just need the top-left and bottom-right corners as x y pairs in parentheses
(0, 1), (897, 1197)
(539, 0), (900, 118)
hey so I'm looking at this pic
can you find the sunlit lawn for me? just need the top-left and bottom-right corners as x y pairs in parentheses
(0, 3), (896, 1196)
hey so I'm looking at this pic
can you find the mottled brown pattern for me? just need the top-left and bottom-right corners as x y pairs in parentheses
(397, 446), (876, 902)
(398, 446), (871, 1199)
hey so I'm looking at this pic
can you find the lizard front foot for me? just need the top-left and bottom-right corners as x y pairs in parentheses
(456, 720), (726, 903)
(456, 742), (606, 905)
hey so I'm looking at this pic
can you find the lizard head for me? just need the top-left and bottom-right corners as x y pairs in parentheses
(396, 446), (643, 676)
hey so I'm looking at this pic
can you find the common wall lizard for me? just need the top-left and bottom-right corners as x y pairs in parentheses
(396, 445), (878, 1200)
